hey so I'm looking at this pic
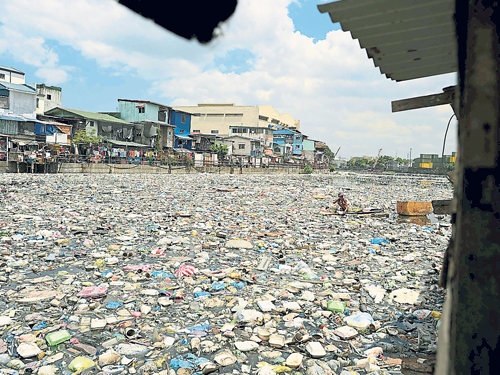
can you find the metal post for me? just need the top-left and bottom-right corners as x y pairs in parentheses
(435, 1), (500, 374)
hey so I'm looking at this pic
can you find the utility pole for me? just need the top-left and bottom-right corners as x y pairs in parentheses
(409, 148), (412, 167)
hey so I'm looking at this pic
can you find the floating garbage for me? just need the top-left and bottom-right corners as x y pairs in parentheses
(0, 172), (451, 374)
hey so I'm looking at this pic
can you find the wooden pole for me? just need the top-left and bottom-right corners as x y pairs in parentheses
(436, 1), (500, 374)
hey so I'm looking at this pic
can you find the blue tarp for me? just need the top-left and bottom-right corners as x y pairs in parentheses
(35, 123), (61, 135)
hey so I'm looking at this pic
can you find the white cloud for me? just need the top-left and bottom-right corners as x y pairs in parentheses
(0, 0), (457, 157)
(35, 68), (69, 84)
(0, 24), (72, 84)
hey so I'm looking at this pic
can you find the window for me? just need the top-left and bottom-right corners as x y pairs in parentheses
(36, 98), (39, 108)
(271, 119), (279, 124)
(238, 143), (245, 149)
(138, 107), (145, 113)
(181, 114), (186, 123)
(158, 111), (166, 122)
(295, 145), (300, 149)
(47, 94), (52, 100)
(206, 114), (224, 121)
(192, 129), (200, 133)
(259, 115), (268, 121)
(179, 129), (184, 134)
(295, 136), (300, 140)
(0, 73), (5, 79)
(211, 130), (219, 134)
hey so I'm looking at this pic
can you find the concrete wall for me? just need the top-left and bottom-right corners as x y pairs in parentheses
(37, 86), (62, 114)
(55, 163), (328, 174)
(0, 161), (331, 175)
(258, 105), (300, 130)
(175, 105), (259, 136)
(119, 101), (168, 124)
(222, 136), (252, 156)
(9, 90), (36, 119)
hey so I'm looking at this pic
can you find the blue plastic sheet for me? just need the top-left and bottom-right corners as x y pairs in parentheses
(106, 301), (123, 309)
(211, 282), (225, 291)
(188, 324), (210, 332)
(194, 291), (211, 298)
(231, 282), (246, 289)
(371, 237), (389, 245)
(169, 357), (194, 371)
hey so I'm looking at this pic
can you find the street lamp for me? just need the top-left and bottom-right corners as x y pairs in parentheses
(410, 148), (412, 167)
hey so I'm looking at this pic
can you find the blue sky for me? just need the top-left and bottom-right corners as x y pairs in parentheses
(0, 0), (456, 159)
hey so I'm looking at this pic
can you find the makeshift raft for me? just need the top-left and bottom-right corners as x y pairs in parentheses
(320, 208), (389, 217)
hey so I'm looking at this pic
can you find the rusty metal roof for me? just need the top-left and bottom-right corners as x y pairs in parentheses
(318, 0), (457, 81)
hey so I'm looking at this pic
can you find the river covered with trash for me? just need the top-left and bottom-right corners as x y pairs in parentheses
(0, 172), (452, 375)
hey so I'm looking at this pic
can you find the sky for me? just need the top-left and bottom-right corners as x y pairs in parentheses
(0, 0), (457, 160)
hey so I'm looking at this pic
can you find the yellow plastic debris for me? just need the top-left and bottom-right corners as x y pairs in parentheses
(68, 357), (95, 372)
(431, 311), (442, 319)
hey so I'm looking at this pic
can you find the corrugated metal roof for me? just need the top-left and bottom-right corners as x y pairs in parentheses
(0, 115), (28, 122)
(46, 107), (132, 125)
(0, 82), (36, 93)
(118, 99), (171, 109)
(0, 66), (25, 74)
(318, 0), (457, 81)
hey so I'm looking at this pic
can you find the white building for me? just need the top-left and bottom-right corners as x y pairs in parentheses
(173, 104), (300, 139)
(36, 84), (62, 114)
(0, 82), (37, 119)
(0, 66), (26, 84)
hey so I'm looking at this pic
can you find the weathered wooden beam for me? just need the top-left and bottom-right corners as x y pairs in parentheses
(435, 1), (500, 374)
(401, 355), (436, 374)
(432, 199), (453, 215)
(391, 89), (454, 112)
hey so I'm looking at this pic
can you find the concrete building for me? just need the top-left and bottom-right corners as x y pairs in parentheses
(228, 125), (274, 148)
(174, 104), (300, 138)
(36, 84), (62, 114)
(0, 82), (37, 119)
(302, 139), (316, 161)
(117, 99), (175, 149)
(0, 66), (25, 84)
(221, 135), (265, 165)
(273, 129), (303, 156)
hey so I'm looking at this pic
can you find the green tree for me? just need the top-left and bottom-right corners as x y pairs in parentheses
(375, 155), (394, 168)
(210, 143), (228, 160)
(303, 165), (313, 174)
(348, 157), (370, 168)
(73, 128), (103, 145)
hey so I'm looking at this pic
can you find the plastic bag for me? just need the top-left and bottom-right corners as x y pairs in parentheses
(68, 357), (95, 371)
(293, 261), (311, 274)
(345, 313), (374, 329)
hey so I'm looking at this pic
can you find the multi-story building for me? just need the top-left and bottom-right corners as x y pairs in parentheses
(173, 104), (300, 139)
(0, 66), (25, 84)
(0, 82), (37, 119)
(228, 125), (274, 148)
(36, 84), (62, 114)
(117, 99), (176, 149)
(170, 109), (192, 149)
(273, 129), (304, 156)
